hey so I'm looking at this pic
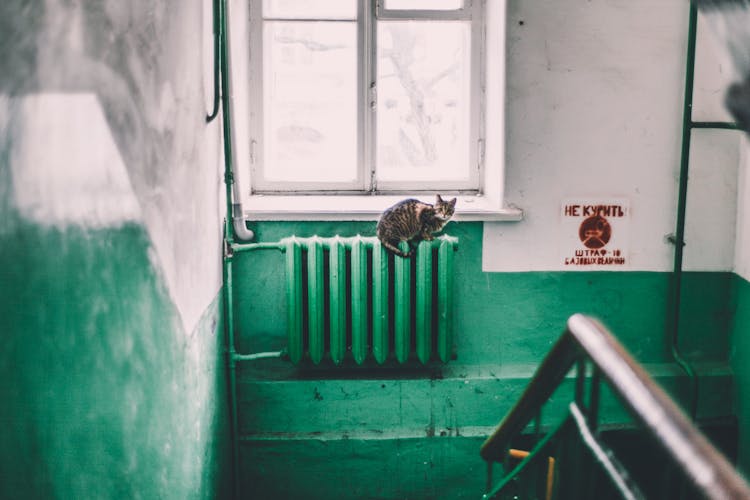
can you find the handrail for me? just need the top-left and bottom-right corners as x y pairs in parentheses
(480, 314), (750, 500)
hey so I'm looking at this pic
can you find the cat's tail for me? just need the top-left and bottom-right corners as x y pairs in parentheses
(381, 239), (413, 258)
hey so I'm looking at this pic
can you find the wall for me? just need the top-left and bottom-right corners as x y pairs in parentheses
(700, 0), (750, 478)
(731, 139), (750, 474)
(234, 1), (745, 497)
(0, 0), (229, 498)
(484, 1), (739, 273)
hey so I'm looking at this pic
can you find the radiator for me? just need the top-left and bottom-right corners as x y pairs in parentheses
(281, 235), (458, 365)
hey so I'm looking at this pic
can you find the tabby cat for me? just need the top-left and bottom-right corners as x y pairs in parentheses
(376, 195), (457, 258)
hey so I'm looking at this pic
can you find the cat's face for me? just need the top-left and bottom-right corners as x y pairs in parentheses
(435, 195), (457, 220)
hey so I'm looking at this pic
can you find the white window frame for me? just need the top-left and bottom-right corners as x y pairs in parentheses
(226, 0), (520, 221)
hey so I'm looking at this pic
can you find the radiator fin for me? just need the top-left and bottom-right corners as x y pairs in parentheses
(394, 241), (411, 364)
(437, 238), (454, 363)
(372, 240), (389, 364)
(329, 237), (346, 365)
(285, 238), (303, 364)
(416, 242), (433, 364)
(307, 237), (324, 364)
(351, 237), (368, 365)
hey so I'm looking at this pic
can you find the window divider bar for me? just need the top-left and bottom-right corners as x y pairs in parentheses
(260, 17), (357, 22)
(376, 9), (472, 21)
(363, 0), (377, 192)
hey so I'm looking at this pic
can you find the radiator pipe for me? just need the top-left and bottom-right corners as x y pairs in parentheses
(233, 350), (287, 362)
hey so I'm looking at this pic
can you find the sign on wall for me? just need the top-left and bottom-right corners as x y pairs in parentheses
(560, 199), (630, 268)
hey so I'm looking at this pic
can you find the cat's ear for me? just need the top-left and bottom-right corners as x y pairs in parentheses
(449, 197), (457, 208)
(436, 194), (444, 203)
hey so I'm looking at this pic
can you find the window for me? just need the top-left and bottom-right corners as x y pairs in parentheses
(233, 0), (516, 219)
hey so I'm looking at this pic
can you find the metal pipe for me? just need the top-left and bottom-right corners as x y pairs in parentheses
(545, 456), (555, 500)
(230, 234), (458, 252)
(222, 239), (241, 499)
(218, 0), (236, 245)
(232, 207), (255, 242)
(230, 241), (285, 253)
(670, 1), (700, 420)
(690, 121), (741, 129)
(216, 1), (245, 497)
(508, 449), (529, 460)
(671, 3), (740, 421)
(206, 0), (220, 123)
(233, 350), (285, 362)
(220, 0), (254, 242)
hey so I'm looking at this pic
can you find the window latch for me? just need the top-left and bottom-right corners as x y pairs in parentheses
(369, 82), (377, 111)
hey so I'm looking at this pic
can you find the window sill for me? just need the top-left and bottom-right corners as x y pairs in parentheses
(242, 194), (524, 222)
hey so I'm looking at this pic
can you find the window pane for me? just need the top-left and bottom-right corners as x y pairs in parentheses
(376, 21), (471, 184)
(383, 0), (464, 10)
(263, 21), (357, 183)
(263, 0), (356, 20)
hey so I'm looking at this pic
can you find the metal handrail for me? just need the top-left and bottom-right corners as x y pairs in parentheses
(480, 314), (750, 500)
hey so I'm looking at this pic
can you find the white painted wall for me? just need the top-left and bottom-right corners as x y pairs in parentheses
(734, 139), (750, 281)
(484, 0), (743, 273)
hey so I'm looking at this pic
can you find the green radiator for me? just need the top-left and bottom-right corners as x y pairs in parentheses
(281, 235), (458, 365)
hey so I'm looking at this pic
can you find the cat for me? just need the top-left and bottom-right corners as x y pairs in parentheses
(376, 195), (457, 258)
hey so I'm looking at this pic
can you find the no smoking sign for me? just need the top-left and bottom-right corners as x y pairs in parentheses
(560, 198), (629, 268)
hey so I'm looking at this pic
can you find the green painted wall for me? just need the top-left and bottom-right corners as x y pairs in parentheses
(234, 220), (735, 498)
(0, 221), (230, 499)
(730, 274), (750, 476)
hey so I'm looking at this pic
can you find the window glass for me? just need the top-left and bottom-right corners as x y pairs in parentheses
(383, 0), (464, 10)
(376, 21), (472, 184)
(262, 21), (358, 183)
(262, 0), (356, 20)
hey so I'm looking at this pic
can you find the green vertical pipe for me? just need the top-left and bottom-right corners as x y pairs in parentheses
(222, 248), (240, 499)
(670, 2), (699, 420)
(307, 237), (324, 364)
(394, 241), (411, 363)
(372, 240), (389, 364)
(351, 237), (368, 364)
(215, 0), (240, 495)
(329, 237), (347, 365)
(286, 239), (303, 364)
(416, 241), (432, 364)
(437, 239), (454, 363)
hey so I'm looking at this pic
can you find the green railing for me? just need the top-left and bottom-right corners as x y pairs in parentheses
(480, 314), (750, 500)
